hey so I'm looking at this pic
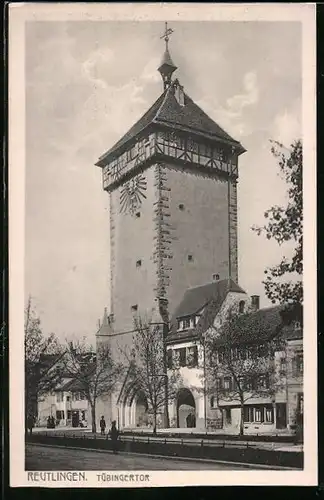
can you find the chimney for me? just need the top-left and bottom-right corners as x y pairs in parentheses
(173, 79), (185, 107)
(251, 295), (260, 311)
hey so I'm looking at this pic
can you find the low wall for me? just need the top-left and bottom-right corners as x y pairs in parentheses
(121, 430), (300, 443)
(26, 434), (303, 469)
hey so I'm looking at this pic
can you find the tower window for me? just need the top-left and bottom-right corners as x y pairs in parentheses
(131, 305), (138, 312)
(213, 273), (220, 281)
(136, 259), (142, 268)
(135, 212), (141, 218)
(188, 255), (193, 262)
(178, 204), (184, 211)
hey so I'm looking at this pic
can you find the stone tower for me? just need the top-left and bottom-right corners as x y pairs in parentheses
(95, 25), (245, 427)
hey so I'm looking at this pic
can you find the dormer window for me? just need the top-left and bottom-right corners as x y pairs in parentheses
(177, 317), (193, 331)
(183, 318), (191, 330)
(239, 301), (245, 314)
(177, 320), (183, 331)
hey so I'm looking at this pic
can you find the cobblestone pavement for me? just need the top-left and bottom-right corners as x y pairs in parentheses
(25, 444), (254, 471)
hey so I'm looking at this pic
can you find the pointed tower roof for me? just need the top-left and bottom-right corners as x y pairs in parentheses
(96, 82), (245, 167)
(96, 307), (113, 336)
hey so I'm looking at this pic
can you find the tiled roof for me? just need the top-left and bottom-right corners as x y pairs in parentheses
(167, 279), (246, 343)
(174, 279), (246, 319)
(212, 304), (303, 347)
(59, 378), (87, 392)
(96, 82), (245, 166)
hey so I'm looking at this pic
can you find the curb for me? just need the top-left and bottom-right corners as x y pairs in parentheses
(26, 442), (302, 471)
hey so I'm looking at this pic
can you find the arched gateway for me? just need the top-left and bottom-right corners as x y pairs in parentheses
(176, 388), (196, 428)
(122, 388), (149, 429)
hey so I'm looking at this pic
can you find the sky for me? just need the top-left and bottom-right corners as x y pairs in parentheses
(25, 20), (302, 343)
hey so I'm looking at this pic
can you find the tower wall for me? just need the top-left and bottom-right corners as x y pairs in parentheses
(108, 166), (159, 360)
(157, 163), (236, 317)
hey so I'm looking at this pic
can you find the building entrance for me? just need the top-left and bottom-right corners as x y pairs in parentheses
(176, 388), (196, 428)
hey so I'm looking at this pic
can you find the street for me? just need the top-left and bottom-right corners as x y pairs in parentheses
(25, 444), (255, 471)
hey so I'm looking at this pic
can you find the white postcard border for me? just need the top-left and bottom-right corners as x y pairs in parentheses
(9, 2), (317, 488)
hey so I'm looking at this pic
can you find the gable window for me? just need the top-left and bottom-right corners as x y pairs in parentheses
(239, 301), (245, 314)
(188, 254), (193, 262)
(136, 259), (142, 268)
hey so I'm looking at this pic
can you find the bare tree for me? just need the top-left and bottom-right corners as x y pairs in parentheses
(126, 317), (181, 434)
(64, 339), (124, 433)
(25, 296), (63, 435)
(205, 309), (285, 435)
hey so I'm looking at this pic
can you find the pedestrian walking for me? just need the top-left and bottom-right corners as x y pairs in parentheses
(100, 416), (106, 436)
(109, 420), (119, 454)
(27, 414), (35, 436)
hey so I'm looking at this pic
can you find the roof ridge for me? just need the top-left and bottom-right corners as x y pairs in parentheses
(152, 84), (175, 122)
(184, 93), (241, 146)
(96, 91), (167, 165)
(185, 278), (233, 291)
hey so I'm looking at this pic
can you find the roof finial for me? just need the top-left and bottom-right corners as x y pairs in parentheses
(158, 22), (177, 91)
(160, 22), (174, 50)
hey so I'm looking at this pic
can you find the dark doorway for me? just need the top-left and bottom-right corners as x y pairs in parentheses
(72, 411), (79, 428)
(135, 391), (148, 427)
(176, 388), (196, 428)
(276, 403), (287, 429)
